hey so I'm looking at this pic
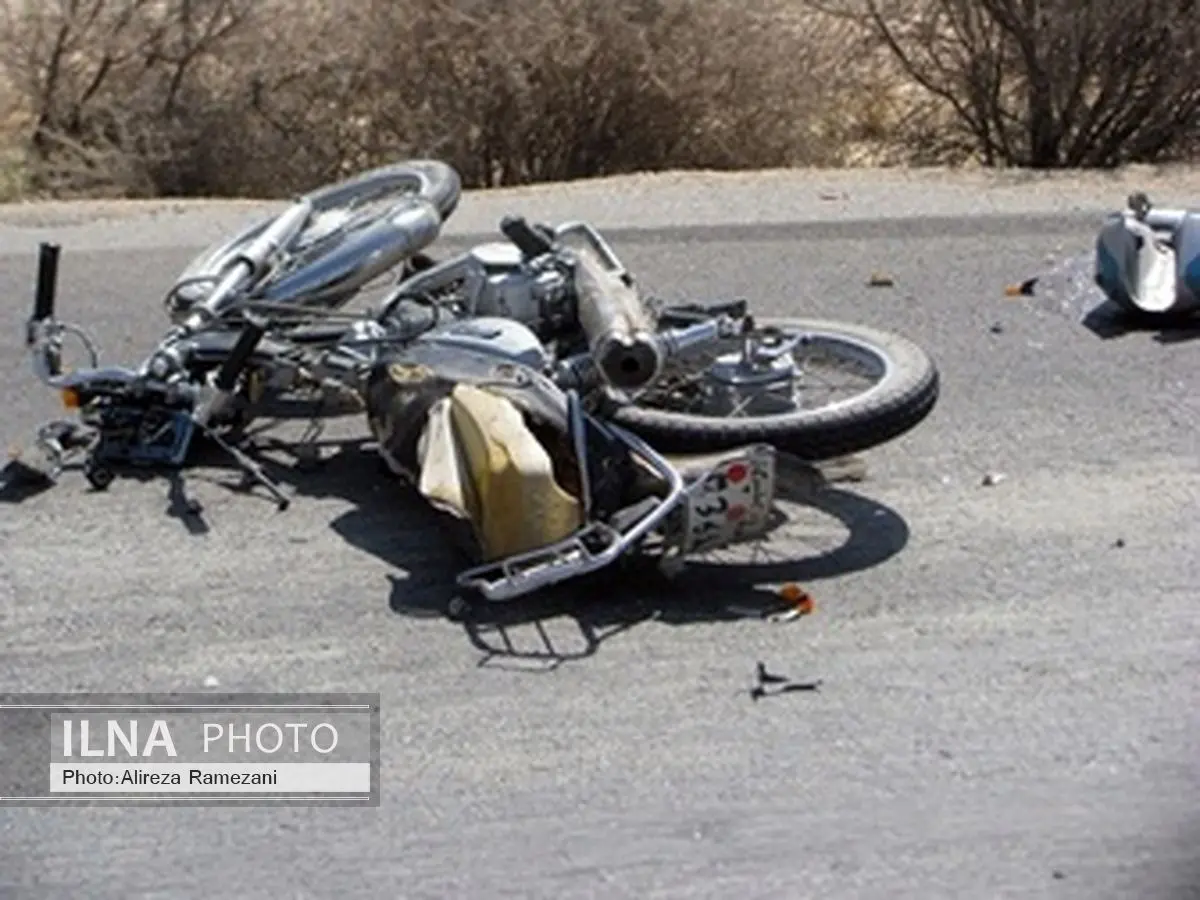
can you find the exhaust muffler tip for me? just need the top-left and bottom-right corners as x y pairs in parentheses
(594, 331), (664, 392)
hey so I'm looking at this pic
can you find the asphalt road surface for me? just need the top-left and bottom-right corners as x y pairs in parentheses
(1, 206), (1198, 899)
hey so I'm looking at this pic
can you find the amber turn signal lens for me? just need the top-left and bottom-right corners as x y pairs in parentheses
(61, 387), (81, 409)
(778, 582), (816, 614)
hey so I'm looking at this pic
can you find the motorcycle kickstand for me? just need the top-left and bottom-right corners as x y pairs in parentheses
(195, 422), (290, 511)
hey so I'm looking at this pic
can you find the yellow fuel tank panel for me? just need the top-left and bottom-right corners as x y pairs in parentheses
(446, 384), (583, 561)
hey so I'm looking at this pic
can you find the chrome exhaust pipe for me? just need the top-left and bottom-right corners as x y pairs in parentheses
(573, 249), (663, 393)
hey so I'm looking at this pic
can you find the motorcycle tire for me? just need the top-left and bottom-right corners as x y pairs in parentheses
(608, 317), (938, 460)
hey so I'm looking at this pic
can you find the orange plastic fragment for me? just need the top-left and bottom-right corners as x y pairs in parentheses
(1004, 277), (1038, 297)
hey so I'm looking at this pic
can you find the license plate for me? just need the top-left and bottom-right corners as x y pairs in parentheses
(681, 444), (776, 555)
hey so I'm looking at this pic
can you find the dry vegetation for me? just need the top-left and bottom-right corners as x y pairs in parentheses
(0, 0), (1196, 201)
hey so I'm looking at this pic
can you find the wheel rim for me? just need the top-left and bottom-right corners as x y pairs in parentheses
(636, 325), (892, 421)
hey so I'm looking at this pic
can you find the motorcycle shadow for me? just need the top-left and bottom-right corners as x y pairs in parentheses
(115, 432), (910, 670)
(445, 484), (909, 672)
(1081, 300), (1200, 344)
(245, 438), (911, 670)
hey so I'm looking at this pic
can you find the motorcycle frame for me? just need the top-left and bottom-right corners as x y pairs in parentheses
(15, 205), (783, 603)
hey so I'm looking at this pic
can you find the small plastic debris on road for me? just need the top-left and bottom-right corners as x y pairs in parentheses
(757, 661), (788, 685)
(867, 272), (895, 287)
(981, 472), (1006, 487)
(779, 582), (815, 610)
(1004, 277), (1039, 297)
(1004, 252), (1108, 323)
(773, 583), (816, 619)
(203, 675), (220, 688)
(750, 659), (823, 701)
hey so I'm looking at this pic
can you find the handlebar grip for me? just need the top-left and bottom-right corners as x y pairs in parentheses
(34, 243), (61, 321)
(500, 215), (554, 259)
(214, 319), (266, 392)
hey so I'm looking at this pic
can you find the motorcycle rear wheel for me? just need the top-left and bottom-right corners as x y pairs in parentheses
(608, 317), (938, 460)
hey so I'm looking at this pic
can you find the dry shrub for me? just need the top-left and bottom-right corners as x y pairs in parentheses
(0, 0), (262, 196)
(353, 0), (890, 186)
(2, 0), (1196, 198)
(0, 0), (885, 198)
(859, 0), (1200, 168)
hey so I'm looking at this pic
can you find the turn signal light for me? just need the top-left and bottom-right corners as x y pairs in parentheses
(60, 387), (81, 409)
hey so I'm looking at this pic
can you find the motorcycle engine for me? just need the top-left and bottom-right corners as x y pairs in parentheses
(468, 242), (572, 331)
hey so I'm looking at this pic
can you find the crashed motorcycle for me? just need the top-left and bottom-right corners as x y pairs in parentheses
(11, 159), (939, 604)
(1094, 192), (1200, 319)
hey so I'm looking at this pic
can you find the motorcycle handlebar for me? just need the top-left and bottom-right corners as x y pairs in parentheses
(26, 197), (311, 411)
(500, 215), (555, 259)
(33, 243), (60, 323)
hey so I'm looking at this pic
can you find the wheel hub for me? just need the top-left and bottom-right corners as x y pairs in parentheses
(703, 338), (800, 416)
